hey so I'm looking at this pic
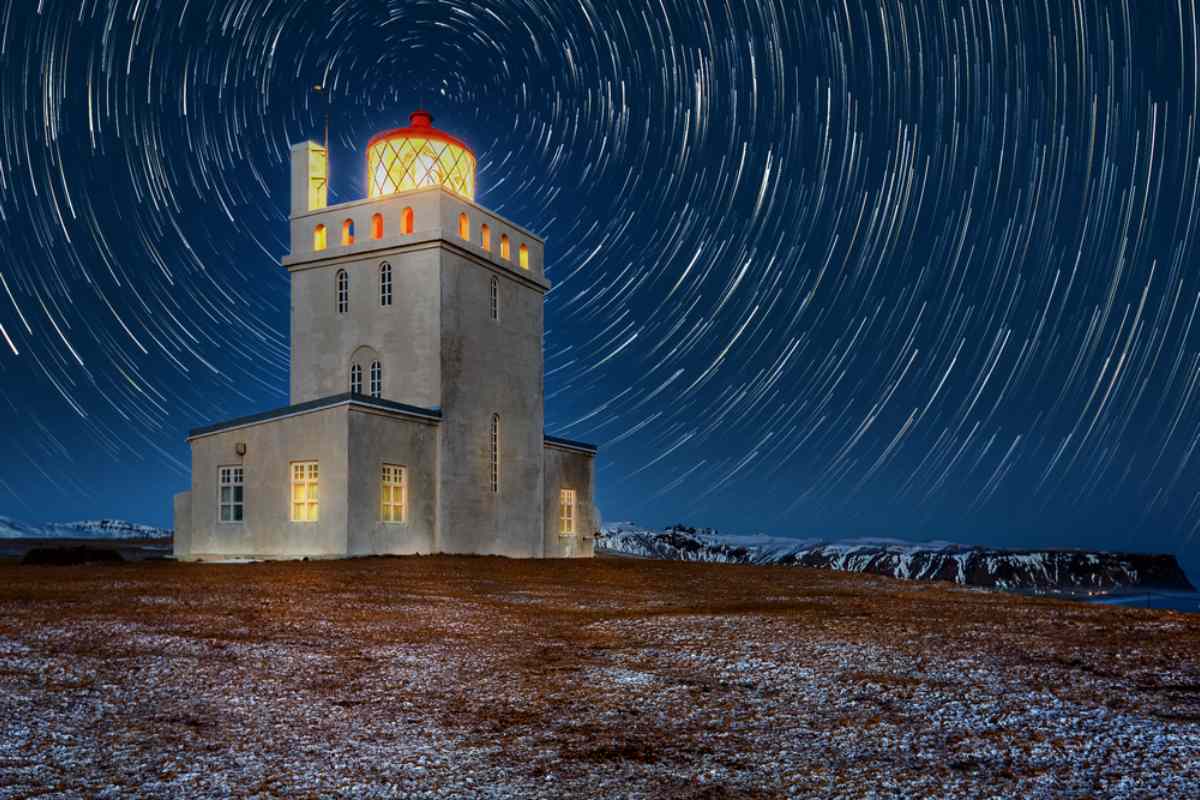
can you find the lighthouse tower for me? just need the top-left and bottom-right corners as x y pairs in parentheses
(172, 111), (597, 560)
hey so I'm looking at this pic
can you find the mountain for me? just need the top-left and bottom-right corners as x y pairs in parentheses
(597, 523), (1196, 593)
(0, 517), (172, 541)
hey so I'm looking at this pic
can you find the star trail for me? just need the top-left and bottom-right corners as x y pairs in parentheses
(1, 0), (1199, 564)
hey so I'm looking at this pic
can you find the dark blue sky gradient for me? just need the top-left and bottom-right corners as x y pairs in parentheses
(1, 1), (1199, 573)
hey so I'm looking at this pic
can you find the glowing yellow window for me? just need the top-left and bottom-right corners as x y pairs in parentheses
(402, 207), (414, 234)
(380, 464), (407, 523)
(500, 234), (510, 261)
(559, 488), (576, 534)
(519, 243), (529, 270)
(458, 212), (469, 240)
(290, 461), (319, 522)
(313, 224), (327, 251)
(371, 213), (384, 240)
(342, 219), (355, 246)
(481, 224), (491, 251)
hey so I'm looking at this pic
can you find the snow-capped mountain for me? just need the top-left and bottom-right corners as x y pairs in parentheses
(597, 523), (1196, 593)
(0, 517), (172, 541)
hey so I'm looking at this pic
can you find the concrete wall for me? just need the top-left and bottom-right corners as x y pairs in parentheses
(542, 445), (597, 558)
(290, 245), (443, 409)
(346, 408), (439, 555)
(438, 248), (546, 556)
(172, 491), (193, 559)
(184, 405), (350, 560)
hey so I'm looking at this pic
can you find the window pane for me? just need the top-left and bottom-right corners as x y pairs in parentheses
(292, 484), (305, 502)
(221, 486), (232, 502)
(233, 486), (244, 502)
(233, 506), (244, 522)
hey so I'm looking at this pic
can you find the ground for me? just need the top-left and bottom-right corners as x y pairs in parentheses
(0, 555), (1197, 799)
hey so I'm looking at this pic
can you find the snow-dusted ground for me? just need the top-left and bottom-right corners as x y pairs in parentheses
(0, 516), (171, 540)
(0, 556), (1196, 798)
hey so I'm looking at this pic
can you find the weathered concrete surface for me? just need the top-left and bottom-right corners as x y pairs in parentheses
(346, 407), (439, 555)
(543, 443), (597, 558)
(172, 491), (192, 558)
(182, 404), (350, 560)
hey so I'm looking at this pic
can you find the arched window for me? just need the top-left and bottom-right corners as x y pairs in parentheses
(490, 414), (500, 493)
(480, 223), (491, 251)
(371, 213), (384, 240)
(314, 224), (327, 251)
(336, 269), (348, 314)
(500, 234), (511, 261)
(402, 207), (414, 234)
(341, 219), (355, 246)
(518, 243), (529, 270)
(370, 361), (382, 398)
(489, 276), (499, 322)
(458, 212), (469, 240)
(350, 363), (362, 394)
(380, 262), (392, 307)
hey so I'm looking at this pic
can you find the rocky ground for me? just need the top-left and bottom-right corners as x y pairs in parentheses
(0, 555), (1197, 799)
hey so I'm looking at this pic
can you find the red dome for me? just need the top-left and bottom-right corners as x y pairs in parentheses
(366, 110), (477, 200)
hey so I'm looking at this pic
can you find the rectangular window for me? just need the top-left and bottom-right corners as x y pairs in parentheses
(370, 361), (382, 398)
(380, 464), (407, 523)
(490, 415), (500, 494)
(489, 277), (499, 322)
(290, 461), (319, 522)
(219, 466), (244, 523)
(559, 488), (576, 534)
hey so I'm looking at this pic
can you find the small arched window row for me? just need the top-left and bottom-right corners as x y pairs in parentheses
(313, 209), (416, 253)
(455, 212), (531, 271)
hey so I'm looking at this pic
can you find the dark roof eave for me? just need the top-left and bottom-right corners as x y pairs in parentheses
(544, 434), (598, 454)
(188, 393), (441, 439)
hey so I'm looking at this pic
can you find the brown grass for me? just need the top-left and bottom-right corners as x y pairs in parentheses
(0, 555), (1197, 797)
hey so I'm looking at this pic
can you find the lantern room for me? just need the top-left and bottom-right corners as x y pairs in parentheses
(366, 110), (477, 201)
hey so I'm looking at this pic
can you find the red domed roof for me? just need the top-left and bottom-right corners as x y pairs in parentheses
(366, 110), (477, 200)
(367, 110), (475, 158)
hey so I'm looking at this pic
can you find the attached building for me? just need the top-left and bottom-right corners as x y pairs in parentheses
(173, 111), (597, 560)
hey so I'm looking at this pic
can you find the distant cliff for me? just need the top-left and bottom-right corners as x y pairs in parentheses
(597, 523), (1196, 593)
(0, 517), (172, 541)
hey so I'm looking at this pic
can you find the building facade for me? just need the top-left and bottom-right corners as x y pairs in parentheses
(173, 112), (597, 560)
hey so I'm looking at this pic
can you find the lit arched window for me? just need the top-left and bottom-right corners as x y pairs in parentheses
(489, 276), (499, 322)
(314, 224), (327, 251)
(518, 243), (529, 270)
(341, 219), (355, 246)
(371, 213), (384, 240)
(402, 207), (414, 234)
(490, 413), (500, 493)
(500, 234), (510, 260)
(370, 361), (382, 398)
(350, 363), (362, 394)
(380, 262), (392, 307)
(458, 212), (469, 240)
(481, 223), (491, 251)
(336, 269), (349, 314)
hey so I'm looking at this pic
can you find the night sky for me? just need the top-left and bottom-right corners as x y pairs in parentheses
(1, 1), (1199, 571)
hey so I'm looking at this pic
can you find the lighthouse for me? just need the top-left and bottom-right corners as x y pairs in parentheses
(172, 112), (597, 560)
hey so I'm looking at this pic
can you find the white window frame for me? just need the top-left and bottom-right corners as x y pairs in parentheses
(380, 463), (407, 524)
(290, 461), (319, 522)
(490, 414), (500, 494)
(336, 269), (349, 314)
(370, 360), (382, 398)
(218, 466), (244, 523)
(380, 262), (392, 307)
(489, 276), (500, 322)
(350, 363), (362, 394)
(559, 488), (576, 534)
